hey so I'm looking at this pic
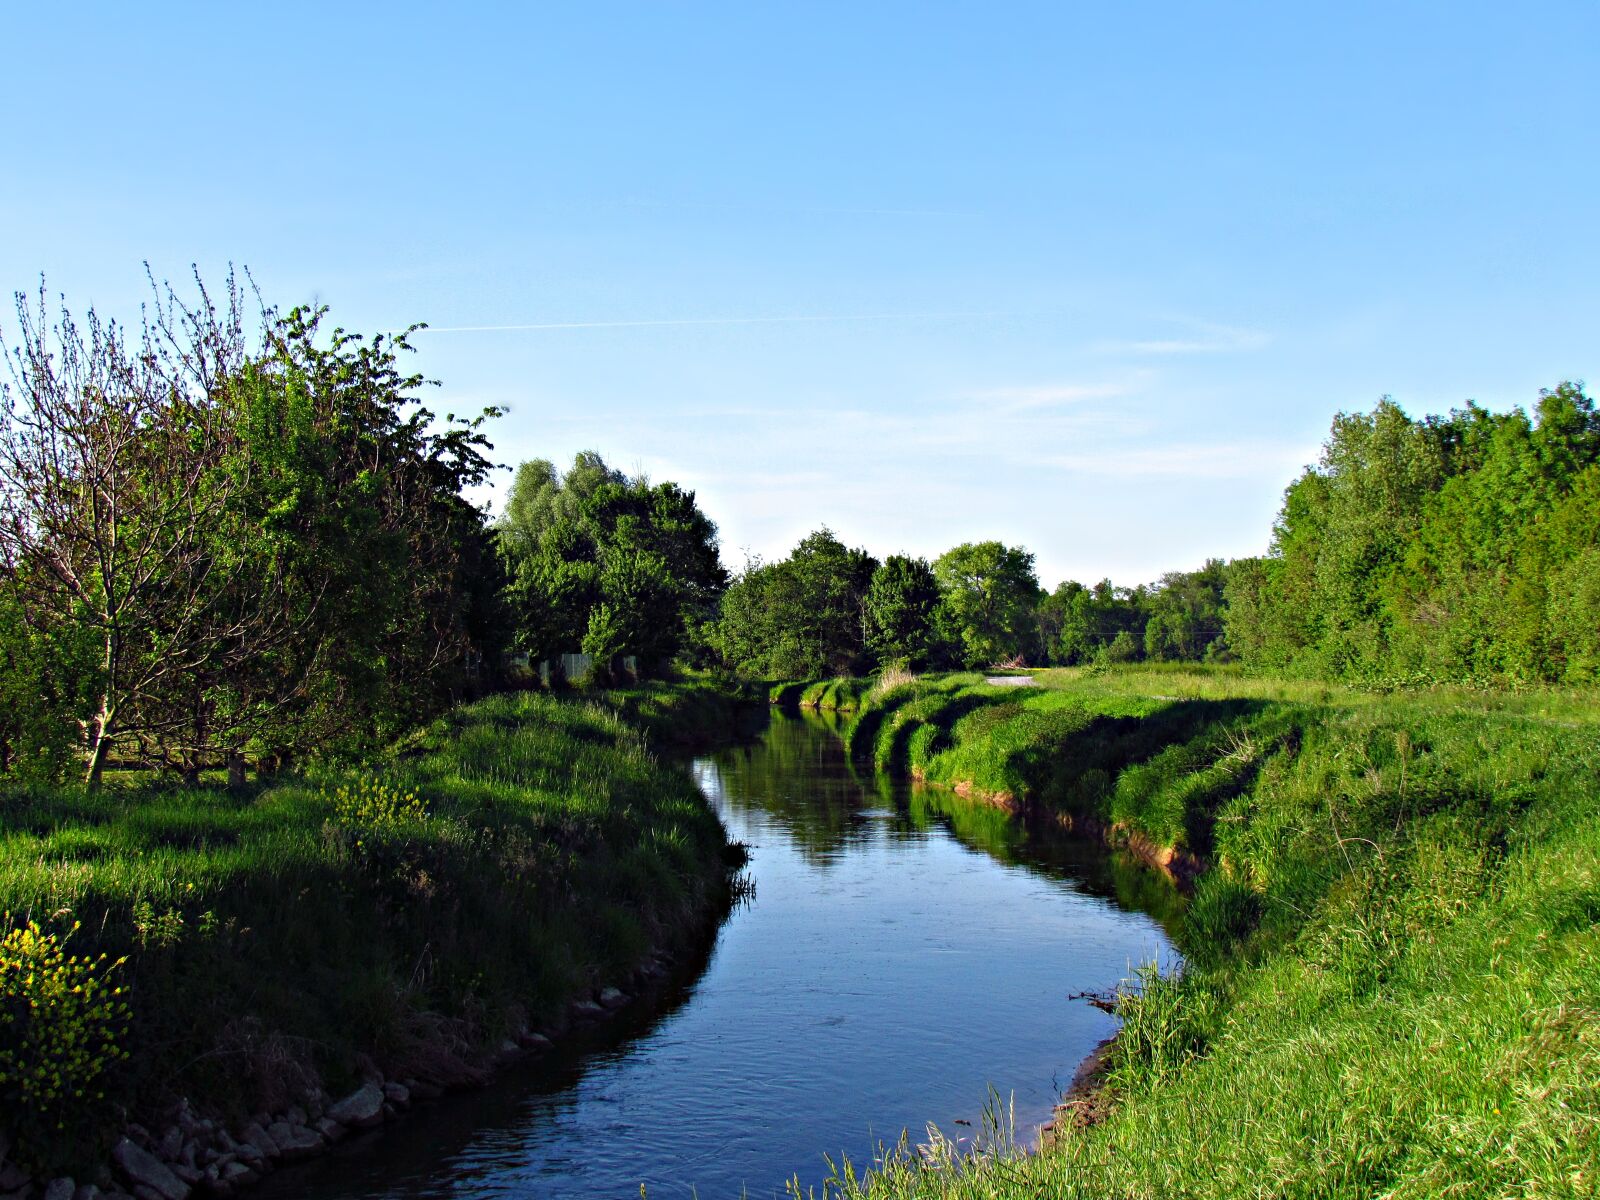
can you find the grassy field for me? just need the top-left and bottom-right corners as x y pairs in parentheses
(780, 666), (1600, 1198)
(0, 687), (747, 1173)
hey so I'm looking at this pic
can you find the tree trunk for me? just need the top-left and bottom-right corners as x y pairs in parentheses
(84, 705), (115, 789)
(227, 749), (247, 790)
(87, 632), (118, 790)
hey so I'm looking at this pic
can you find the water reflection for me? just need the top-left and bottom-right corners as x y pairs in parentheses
(258, 712), (1178, 1200)
(703, 709), (1185, 937)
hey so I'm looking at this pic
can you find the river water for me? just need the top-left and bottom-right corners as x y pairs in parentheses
(258, 710), (1179, 1199)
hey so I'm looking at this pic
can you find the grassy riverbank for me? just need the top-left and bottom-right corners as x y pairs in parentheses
(784, 666), (1600, 1198)
(0, 688), (748, 1173)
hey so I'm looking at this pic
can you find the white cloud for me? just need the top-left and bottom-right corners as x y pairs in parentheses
(1041, 440), (1315, 480)
(470, 367), (1314, 582)
(1091, 322), (1270, 356)
(964, 377), (1148, 412)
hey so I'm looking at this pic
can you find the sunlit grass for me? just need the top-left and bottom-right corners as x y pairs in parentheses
(0, 691), (741, 1167)
(774, 665), (1600, 1198)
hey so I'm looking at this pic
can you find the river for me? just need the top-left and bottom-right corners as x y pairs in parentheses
(256, 709), (1179, 1199)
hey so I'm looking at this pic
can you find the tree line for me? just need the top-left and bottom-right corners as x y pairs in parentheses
(3, 271), (1593, 786)
(710, 529), (1231, 677)
(701, 383), (1600, 685)
(1223, 383), (1599, 684)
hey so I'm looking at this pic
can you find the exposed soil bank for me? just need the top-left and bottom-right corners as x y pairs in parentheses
(1037, 1035), (1118, 1148)
(937, 773), (1206, 887)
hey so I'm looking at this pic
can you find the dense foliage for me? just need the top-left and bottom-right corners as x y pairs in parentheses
(713, 383), (1598, 688)
(495, 452), (726, 681)
(0, 278), (509, 786)
(1041, 562), (1230, 667)
(713, 532), (1229, 677)
(931, 541), (1041, 667)
(1226, 382), (1600, 684)
(864, 554), (947, 669)
(714, 528), (880, 677)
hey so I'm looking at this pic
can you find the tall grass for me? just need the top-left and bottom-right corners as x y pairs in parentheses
(778, 665), (1600, 1198)
(0, 692), (744, 1171)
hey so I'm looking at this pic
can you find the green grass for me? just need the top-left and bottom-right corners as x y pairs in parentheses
(0, 691), (745, 1172)
(589, 675), (770, 748)
(769, 676), (877, 712)
(778, 665), (1600, 1198)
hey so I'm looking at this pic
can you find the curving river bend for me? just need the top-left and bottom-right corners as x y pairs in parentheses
(257, 710), (1180, 1199)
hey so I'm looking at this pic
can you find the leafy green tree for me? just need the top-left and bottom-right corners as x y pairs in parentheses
(864, 555), (947, 668)
(1103, 629), (1140, 663)
(714, 529), (877, 678)
(1229, 383), (1599, 684)
(1220, 557), (1282, 667)
(0, 585), (93, 781)
(1549, 546), (1600, 682)
(1044, 578), (1147, 664)
(498, 452), (726, 677)
(931, 541), (1040, 667)
(184, 306), (508, 774)
(0, 276), (509, 784)
(1143, 559), (1228, 661)
(498, 453), (623, 558)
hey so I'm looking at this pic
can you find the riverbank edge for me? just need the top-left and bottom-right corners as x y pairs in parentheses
(0, 684), (765, 1200)
(930, 773), (1206, 886)
(765, 675), (1199, 1155)
(767, 675), (1206, 885)
(775, 669), (1600, 1197)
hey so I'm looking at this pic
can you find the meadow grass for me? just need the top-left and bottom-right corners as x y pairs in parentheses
(778, 665), (1600, 1198)
(0, 691), (744, 1171)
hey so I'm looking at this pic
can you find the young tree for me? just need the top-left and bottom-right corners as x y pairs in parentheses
(0, 276), (508, 785)
(0, 277), (251, 785)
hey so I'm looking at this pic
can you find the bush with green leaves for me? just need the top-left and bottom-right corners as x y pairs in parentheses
(0, 918), (130, 1161)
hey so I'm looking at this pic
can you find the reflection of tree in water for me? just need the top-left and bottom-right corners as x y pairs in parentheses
(904, 783), (1188, 940)
(698, 710), (930, 866)
(700, 713), (1186, 938)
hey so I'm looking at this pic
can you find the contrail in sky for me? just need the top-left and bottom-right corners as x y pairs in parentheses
(409, 312), (1005, 334)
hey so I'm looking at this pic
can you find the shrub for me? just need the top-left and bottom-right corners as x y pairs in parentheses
(0, 918), (131, 1161)
(327, 777), (429, 831)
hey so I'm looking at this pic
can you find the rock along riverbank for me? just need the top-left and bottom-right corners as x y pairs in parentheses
(0, 948), (700, 1200)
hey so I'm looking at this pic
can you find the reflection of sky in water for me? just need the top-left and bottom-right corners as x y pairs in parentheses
(258, 713), (1176, 1200)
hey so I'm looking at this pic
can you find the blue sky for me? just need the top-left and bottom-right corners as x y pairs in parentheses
(4, 2), (1595, 587)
